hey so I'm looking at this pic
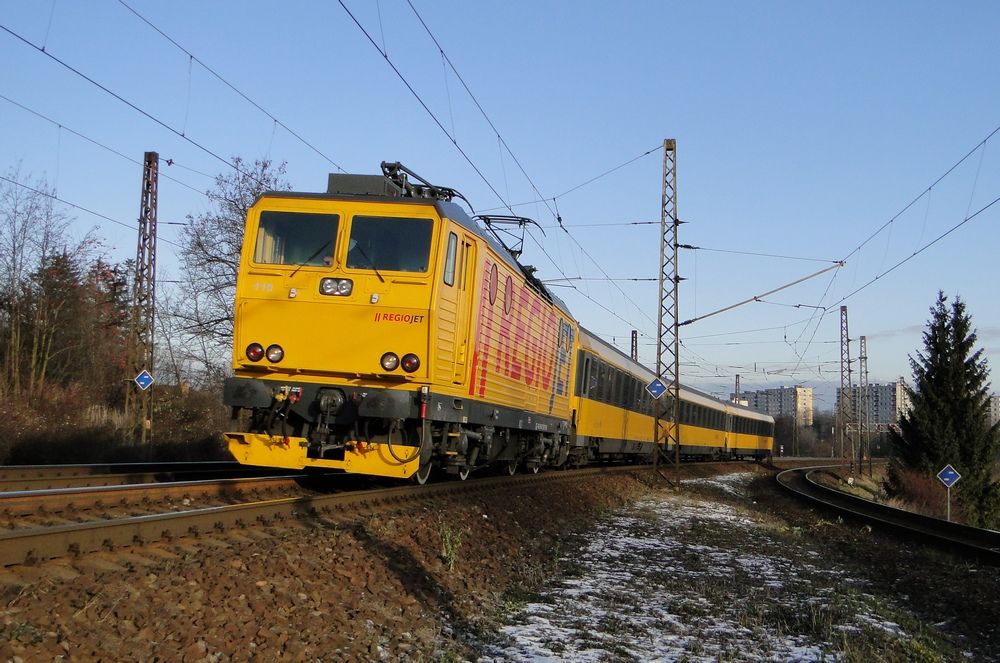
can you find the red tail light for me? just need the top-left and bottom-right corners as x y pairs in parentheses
(401, 353), (420, 373)
(246, 343), (264, 362)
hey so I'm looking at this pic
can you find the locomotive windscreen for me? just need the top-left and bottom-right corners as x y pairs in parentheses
(253, 211), (340, 266)
(346, 215), (433, 273)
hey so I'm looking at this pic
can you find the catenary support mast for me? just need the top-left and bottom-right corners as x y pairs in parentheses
(654, 139), (681, 484)
(838, 305), (855, 468)
(125, 151), (159, 444)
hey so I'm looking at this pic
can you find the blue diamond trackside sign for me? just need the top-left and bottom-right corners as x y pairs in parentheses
(645, 378), (667, 399)
(134, 370), (155, 391)
(937, 464), (961, 488)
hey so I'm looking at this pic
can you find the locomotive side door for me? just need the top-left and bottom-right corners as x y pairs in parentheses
(453, 234), (477, 383)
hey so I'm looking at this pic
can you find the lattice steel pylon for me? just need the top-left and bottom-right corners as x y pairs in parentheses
(654, 139), (681, 484)
(838, 305), (855, 467)
(859, 335), (871, 475)
(125, 151), (159, 444)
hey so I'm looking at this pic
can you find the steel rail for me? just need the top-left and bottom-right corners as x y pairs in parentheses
(776, 464), (1000, 565)
(0, 465), (648, 567)
(0, 461), (293, 491)
(0, 475), (306, 519)
(0, 461), (240, 480)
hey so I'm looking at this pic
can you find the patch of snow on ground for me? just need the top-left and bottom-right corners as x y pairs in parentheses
(482, 473), (913, 662)
(682, 471), (756, 499)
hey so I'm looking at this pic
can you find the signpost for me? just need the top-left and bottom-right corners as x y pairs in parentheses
(936, 464), (961, 522)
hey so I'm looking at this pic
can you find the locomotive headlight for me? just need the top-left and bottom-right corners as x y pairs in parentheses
(401, 353), (420, 373)
(380, 352), (400, 371)
(319, 278), (353, 296)
(246, 343), (264, 362)
(265, 344), (284, 363)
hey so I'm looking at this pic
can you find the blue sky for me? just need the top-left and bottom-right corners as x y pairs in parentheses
(2, 1), (998, 410)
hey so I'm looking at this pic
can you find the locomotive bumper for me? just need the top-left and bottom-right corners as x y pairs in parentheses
(225, 431), (418, 478)
(223, 376), (421, 478)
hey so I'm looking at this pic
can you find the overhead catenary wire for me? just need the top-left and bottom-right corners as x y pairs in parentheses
(348, 0), (657, 334)
(403, 0), (659, 331)
(116, 0), (347, 174)
(0, 23), (269, 190)
(478, 144), (664, 213)
(0, 93), (211, 199)
(831, 193), (1000, 307)
(0, 174), (183, 250)
(404, 0), (558, 220)
(336, 0), (513, 216)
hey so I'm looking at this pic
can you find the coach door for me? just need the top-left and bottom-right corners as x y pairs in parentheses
(452, 234), (476, 383)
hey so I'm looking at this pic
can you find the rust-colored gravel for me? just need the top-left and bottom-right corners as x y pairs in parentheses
(6, 462), (994, 662)
(0, 471), (649, 661)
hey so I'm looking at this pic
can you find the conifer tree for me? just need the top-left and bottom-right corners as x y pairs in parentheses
(888, 291), (1000, 527)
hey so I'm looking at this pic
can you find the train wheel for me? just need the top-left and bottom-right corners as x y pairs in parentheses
(413, 461), (433, 485)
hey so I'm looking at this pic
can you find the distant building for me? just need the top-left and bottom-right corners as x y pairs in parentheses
(732, 386), (813, 427)
(989, 394), (1000, 427)
(837, 379), (911, 425)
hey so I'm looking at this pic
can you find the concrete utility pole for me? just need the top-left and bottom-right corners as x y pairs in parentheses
(125, 151), (159, 444)
(654, 139), (681, 485)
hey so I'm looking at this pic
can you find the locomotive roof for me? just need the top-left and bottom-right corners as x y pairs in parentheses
(254, 188), (573, 318)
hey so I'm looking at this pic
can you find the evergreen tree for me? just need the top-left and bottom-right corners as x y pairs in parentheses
(888, 292), (1000, 527)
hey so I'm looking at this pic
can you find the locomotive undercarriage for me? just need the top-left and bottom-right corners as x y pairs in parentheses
(223, 376), (574, 480)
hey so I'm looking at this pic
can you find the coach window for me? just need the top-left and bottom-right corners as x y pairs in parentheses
(443, 233), (457, 285)
(347, 215), (433, 273)
(254, 211), (340, 266)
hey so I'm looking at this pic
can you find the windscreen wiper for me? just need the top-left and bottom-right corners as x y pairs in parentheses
(289, 240), (332, 278)
(350, 241), (385, 283)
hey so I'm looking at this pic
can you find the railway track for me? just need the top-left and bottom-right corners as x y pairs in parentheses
(777, 464), (1000, 565)
(0, 474), (310, 530)
(0, 465), (649, 567)
(0, 461), (295, 492)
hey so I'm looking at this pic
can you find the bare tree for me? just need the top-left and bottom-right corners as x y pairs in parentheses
(0, 166), (100, 396)
(172, 158), (290, 383)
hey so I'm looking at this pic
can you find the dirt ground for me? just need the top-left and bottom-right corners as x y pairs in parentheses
(1, 464), (997, 661)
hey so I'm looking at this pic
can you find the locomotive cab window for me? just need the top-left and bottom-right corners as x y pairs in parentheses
(253, 211), (340, 266)
(443, 232), (457, 285)
(346, 215), (433, 273)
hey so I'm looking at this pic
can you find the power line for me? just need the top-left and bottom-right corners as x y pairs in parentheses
(346, 1), (657, 334)
(0, 23), (267, 189)
(832, 192), (1000, 307)
(479, 144), (664, 213)
(841, 123), (1000, 265)
(335, 0), (513, 215)
(0, 93), (210, 198)
(404, 0), (557, 219)
(540, 220), (657, 229)
(0, 174), (183, 250)
(115, 0), (346, 174)
(683, 245), (841, 264)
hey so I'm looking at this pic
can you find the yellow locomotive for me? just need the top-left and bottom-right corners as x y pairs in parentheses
(223, 163), (773, 480)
